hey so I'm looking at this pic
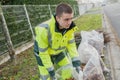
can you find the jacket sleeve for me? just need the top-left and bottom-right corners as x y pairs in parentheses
(66, 29), (81, 67)
(34, 26), (55, 76)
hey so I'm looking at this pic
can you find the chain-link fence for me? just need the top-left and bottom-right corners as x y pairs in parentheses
(2, 5), (32, 48)
(0, 16), (8, 55)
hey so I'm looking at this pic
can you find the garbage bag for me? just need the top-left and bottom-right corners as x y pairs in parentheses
(80, 30), (104, 55)
(83, 54), (105, 80)
(78, 42), (98, 64)
(72, 68), (83, 80)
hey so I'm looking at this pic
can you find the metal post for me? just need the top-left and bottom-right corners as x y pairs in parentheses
(73, 5), (76, 17)
(23, 4), (35, 39)
(48, 4), (52, 18)
(0, 5), (15, 60)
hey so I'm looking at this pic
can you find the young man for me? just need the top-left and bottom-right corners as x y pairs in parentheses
(34, 3), (81, 80)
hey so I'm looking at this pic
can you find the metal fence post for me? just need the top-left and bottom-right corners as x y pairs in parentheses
(48, 4), (52, 18)
(73, 5), (76, 17)
(24, 4), (35, 39)
(0, 5), (15, 60)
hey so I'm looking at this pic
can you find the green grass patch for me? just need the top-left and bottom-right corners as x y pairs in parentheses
(87, 7), (101, 12)
(74, 14), (102, 32)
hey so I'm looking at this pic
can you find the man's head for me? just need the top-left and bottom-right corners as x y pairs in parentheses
(55, 3), (74, 29)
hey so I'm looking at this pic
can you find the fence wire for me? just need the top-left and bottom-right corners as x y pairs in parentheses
(2, 5), (32, 48)
(0, 18), (8, 55)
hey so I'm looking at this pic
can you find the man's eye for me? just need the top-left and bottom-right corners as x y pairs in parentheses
(65, 19), (69, 21)
(64, 18), (72, 21)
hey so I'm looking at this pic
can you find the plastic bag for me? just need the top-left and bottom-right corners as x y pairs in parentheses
(83, 54), (105, 80)
(80, 30), (104, 55)
(78, 42), (98, 64)
(72, 69), (83, 80)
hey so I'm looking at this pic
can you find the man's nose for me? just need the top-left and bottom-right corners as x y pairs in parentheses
(67, 20), (72, 24)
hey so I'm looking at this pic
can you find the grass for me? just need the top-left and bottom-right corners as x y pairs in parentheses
(0, 47), (39, 80)
(74, 14), (102, 32)
(0, 12), (102, 80)
(86, 7), (101, 12)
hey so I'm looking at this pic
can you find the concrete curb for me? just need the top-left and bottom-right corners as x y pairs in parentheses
(0, 41), (33, 65)
(103, 11), (120, 80)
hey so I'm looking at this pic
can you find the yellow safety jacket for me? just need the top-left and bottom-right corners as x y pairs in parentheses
(34, 15), (80, 76)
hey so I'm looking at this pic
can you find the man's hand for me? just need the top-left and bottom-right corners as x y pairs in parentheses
(75, 67), (83, 80)
(75, 67), (82, 73)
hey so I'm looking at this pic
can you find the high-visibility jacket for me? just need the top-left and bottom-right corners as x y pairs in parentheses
(34, 15), (80, 77)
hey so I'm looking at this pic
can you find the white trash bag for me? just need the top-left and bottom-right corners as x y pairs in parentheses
(72, 68), (83, 80)
(80, 30), (104, 55)
(83, 54), (105, 80)
(78, 42), (98, 64)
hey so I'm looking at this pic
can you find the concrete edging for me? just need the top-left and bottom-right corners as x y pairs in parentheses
(103, 12), (120, 80)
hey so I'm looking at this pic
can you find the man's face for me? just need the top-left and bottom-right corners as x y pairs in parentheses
(56, 12), (73, 29)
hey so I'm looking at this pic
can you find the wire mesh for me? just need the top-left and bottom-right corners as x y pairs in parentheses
(2, 5), (32, 48)
(0, 18), (8, 55)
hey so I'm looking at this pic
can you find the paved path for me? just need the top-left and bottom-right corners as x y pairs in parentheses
(103, 3), (120, 39)
(103, 3), (120, 80)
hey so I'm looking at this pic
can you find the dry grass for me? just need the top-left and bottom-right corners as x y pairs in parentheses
(0, 47), (39, 80)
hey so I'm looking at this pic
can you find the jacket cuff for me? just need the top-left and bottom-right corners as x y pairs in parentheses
(47, 66), (55, 77)
(72, 60), (81, 67)
(49, 70), (55, 77)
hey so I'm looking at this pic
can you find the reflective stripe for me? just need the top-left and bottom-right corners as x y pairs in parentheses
(48, 27), (52, 47)
(40, 74), (49, 80)
(39, 24), (49, 29)
(72, 57), (80, 61)
(34, 52), (39, 57)
(68, 39), (75, 44)
(39, 23), (52, 48)
(47, 66), (54, 72)
(56, 64), (72, 73)
(34, 52), (44, 66)
(39, 46), (48, 52)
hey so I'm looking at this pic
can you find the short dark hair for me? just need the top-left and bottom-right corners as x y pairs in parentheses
(56, 3), (73, 17)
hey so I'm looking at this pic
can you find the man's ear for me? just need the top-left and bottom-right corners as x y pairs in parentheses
(56, 16), (59, 22)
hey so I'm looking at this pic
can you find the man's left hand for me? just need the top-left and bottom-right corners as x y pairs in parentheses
(75, 67), (82, 73)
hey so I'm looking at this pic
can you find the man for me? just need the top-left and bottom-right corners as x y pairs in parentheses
(34, 3), (81, 80)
